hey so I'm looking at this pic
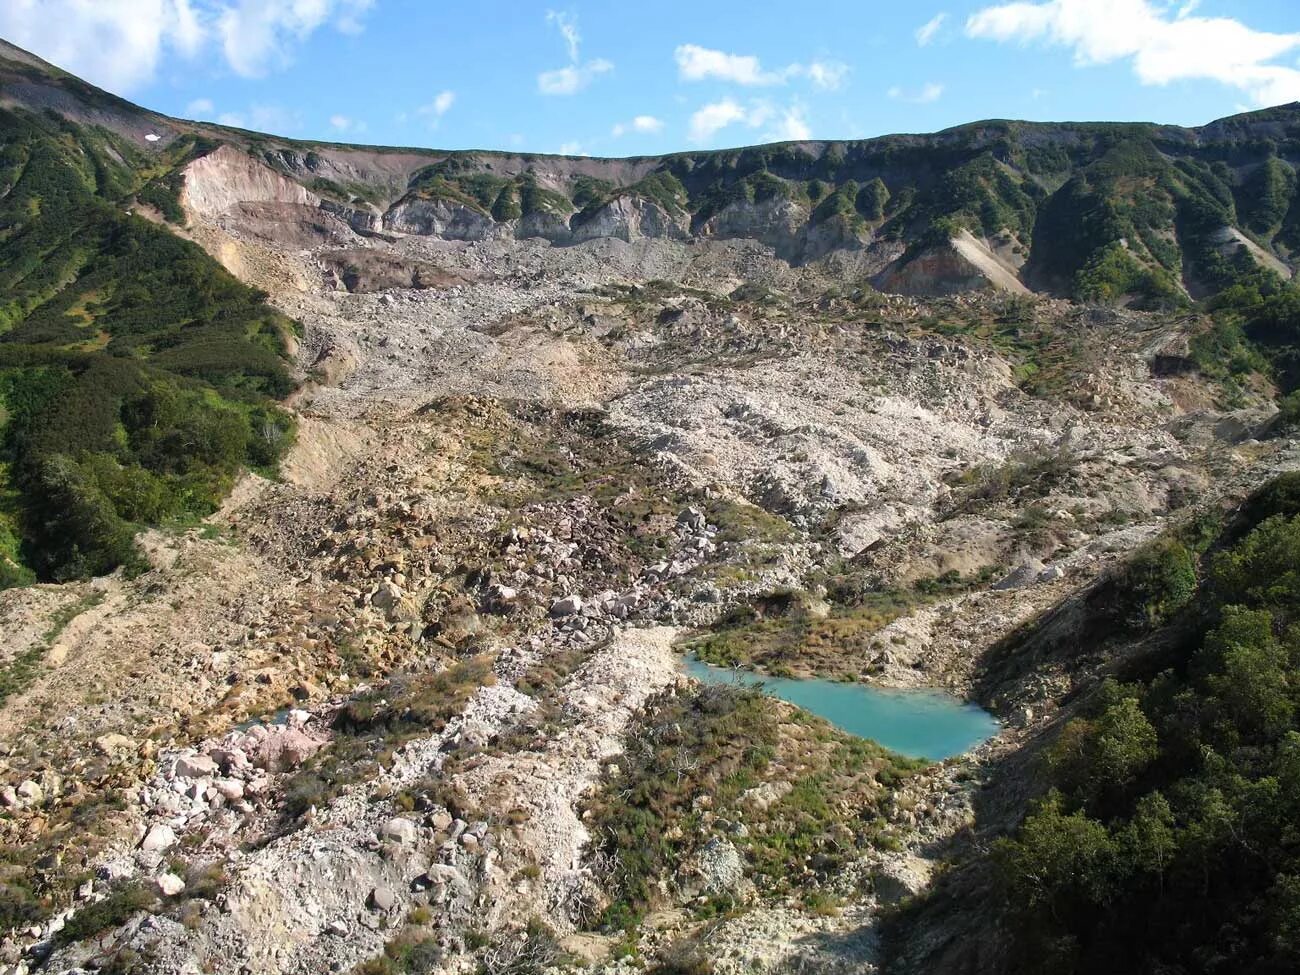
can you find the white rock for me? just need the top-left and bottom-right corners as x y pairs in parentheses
(174, 754), (219, 779)
(156, 873), (185, 896)
(381, 816), (419, 845)
(140, 823), (178, 852)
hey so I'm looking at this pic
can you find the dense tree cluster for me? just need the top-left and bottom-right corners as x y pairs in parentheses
(995, 474), (1300, 974)
(0, 108), (295, 584)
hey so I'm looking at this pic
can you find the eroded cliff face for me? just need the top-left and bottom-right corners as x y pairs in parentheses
(569, 195), (690, 244)
(876, 231), (1031, 297)
(383, 197), (497, 240)
(176, 147), (1035, 296)
(182, 145), (321, 219)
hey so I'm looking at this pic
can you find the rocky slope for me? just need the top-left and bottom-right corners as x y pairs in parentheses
(2, 36), (1300, 975)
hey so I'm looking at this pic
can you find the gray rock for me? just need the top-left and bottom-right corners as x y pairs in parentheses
(371, 581), (404, 610)
(681, 836), (745, 896)
(369, 886), (396, 912)
(156, 873), (185, 896)
(677, 507), (707, 531)
(381, 816), (419, 845)
(140, 823), (178, 852)
(549, 595), (583, 618)
(993, 559), (1046, 591)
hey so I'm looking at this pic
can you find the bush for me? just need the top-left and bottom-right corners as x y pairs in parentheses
(1120, 537), (1197, 628)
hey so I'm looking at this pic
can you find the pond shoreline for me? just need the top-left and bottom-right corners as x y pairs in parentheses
(681, 654), (1000, 760)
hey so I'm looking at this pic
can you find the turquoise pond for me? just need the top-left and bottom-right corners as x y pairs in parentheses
(682, 657), (1000, 761)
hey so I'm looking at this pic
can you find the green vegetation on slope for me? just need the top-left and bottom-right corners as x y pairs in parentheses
(582, 682), (921, 930)
(991, 473), (1300, 974)
(0, 108), (295, 585)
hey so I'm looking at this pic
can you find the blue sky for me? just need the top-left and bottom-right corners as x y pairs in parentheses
(2, 1), (1299, 155)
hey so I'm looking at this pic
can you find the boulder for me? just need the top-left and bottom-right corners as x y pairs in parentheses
(174, 754), (219, 779)
(381, 816), (419, 845)
(94, 734), (137, 757)
(156, 873), (185, 897)
(869, 853), (932, 905)
(369, 886), (396, 912)
(550, 595), (583, 618)
(993, 559), (1046, 591)
(253, 728), (325, 772)
(140, 823), (178, 852)
(16, 780), (43, 804)
(677, 507), (707, 531)
(371, 581), (404, 611)
(680, 836), (745, 897)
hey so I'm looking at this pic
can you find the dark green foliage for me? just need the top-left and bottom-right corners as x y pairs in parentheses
(858, 177), (889, 221)
(53, 882), (157, 946)
(491, 182), (522, 221)
(0, 107), (295, 585)
(993, 496), (1300, 973)
(627, 170), (688, 214)
(134, 172), (185, 224)
(1239, 157), (1297, 238)
(1118, 537), (1197, 628)
(811, 179), (862, 226)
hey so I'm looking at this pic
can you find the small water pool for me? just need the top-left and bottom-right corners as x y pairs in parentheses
(682, 657), (999, 760)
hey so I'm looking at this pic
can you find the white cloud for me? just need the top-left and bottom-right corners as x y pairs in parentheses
(888, 82), (945, 103)
(538, 10), (613, 96)
(414, 90), (456, 127)
(546, 10), (581, 62)
(215, 0), (375, 78)
(0, 0), (198, 92)
(558, 141), (586, 156)
(612, 114), (665, 137)
(214, 103), (301, 133)
(768, 105), (811, 141)
(916, 12), (948, 46)
(689, 98), (750, 141)
(965, 0), (1300, 107)
(0, 0), (375, 92)
(675, 44), (850, 92)
(328, 114), (365, 134)
(675, 44), (789, 85)
(806, 60), (849, 90)
(186, 97), (215, 116)
(538, 59), (613, 95)
(688, 97), (811, 144)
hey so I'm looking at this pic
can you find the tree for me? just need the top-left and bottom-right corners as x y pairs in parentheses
(1201, 606), (1294, 741)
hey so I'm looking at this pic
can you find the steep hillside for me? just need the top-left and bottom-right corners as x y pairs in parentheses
(0, 92), (296, 585)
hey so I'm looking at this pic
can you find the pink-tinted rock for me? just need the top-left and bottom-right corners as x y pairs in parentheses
(252, 728), (325, 772)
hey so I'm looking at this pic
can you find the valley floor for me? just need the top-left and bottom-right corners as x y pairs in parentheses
(2, 204), (1296, 975)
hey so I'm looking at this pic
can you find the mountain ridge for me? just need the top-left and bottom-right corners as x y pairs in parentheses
(3, 38), (1300, 304)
